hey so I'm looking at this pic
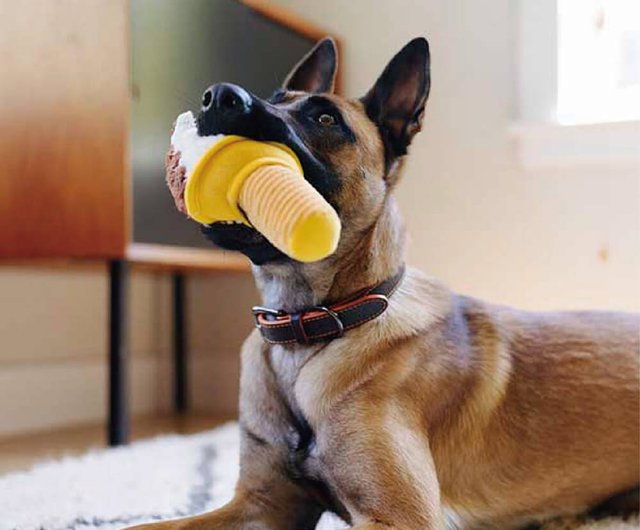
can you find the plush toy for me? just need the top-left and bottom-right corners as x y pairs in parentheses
(169, 111), (341, 262)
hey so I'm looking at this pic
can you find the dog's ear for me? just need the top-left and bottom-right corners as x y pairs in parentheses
(283, 37), (338, 94)
(361, 38), (430, 163)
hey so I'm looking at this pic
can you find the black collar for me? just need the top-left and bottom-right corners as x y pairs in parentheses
(252, 266), (405, 345)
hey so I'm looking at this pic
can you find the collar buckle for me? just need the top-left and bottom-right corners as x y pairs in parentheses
(251, 306), (285, 328)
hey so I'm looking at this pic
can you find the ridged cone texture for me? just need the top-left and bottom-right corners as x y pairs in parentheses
(239, 164), (340, 262)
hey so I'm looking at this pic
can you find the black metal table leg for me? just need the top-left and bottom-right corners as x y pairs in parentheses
(173, 273), (187, 413)
(108, 260), (129, 446)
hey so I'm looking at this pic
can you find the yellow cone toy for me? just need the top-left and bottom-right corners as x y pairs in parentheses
(170, 112), (341, 263)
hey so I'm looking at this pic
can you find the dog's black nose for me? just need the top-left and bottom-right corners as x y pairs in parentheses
(202, 83), (251, 114)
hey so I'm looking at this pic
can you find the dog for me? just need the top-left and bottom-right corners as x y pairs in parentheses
(137, 37), (639, 530)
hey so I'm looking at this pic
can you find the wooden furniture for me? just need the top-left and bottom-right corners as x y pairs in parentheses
(0, 0), (339, 445)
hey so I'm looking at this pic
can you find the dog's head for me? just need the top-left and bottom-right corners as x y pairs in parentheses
(191, 37), (430, 265)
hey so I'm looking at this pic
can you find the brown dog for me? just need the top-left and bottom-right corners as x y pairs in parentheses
(136, 37), (639, 530)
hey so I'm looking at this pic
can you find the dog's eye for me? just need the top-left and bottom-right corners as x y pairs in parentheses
(317, 113), (336, 126)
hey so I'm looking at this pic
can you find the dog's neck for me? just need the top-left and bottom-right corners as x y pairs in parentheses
(252, 197), (405, 313)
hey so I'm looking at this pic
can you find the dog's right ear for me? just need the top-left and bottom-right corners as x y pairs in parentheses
(283, 37), (338, 94)
(361, 38), (430, 165)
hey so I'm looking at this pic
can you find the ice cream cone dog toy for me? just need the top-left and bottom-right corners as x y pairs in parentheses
(168, 111), (341, 263)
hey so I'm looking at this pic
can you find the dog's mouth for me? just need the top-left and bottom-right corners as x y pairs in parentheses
(167, 84), (339, 265)
(199, 220), (285, 265)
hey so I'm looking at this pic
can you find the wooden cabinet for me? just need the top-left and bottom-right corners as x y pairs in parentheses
(0, 0), (129, 259)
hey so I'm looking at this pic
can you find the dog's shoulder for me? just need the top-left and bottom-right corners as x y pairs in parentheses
(293, 268), (459, 425)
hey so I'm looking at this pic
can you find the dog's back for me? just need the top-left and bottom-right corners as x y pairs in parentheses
(432, 293), (639, 527)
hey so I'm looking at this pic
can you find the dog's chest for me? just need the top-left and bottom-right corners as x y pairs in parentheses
(267, 345), (330, 479)
(286, 426), (322, 480)
(269, 344), (303, 392)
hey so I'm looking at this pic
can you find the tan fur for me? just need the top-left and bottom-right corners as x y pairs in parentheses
(131, 62), (639, 530)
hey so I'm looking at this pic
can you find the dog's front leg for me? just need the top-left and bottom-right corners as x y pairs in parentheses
(125, 447), (323, 530)
(323, 405), (446, 530)
(126, 335), (327, 530)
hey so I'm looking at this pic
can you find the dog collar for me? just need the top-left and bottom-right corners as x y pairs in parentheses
(252, 266), (405, 345)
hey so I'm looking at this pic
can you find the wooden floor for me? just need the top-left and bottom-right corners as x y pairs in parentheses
(0, 414), (231, 475)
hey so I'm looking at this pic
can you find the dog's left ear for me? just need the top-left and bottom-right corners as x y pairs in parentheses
(362, 37), (430, 162)
(283, 37), (338, 93)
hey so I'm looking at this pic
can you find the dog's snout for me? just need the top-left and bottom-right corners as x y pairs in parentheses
(196, 83), (292, 147)
(202, 83), (251, 115)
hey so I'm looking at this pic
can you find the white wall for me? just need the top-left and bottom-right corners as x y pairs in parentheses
(272, 0), (640, 312)
(0, 267), (169, 436)
(0, 267), (256, 437)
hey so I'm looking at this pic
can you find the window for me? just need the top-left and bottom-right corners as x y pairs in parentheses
(557, 0), (640, 124)
(514, 0), (640, 168)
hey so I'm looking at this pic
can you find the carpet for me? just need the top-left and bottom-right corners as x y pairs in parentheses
(0, 423), (635, 530)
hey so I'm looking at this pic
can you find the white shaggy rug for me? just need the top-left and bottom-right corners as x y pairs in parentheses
(0, 424), (346, 530)
(0, 423), (635, 530)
